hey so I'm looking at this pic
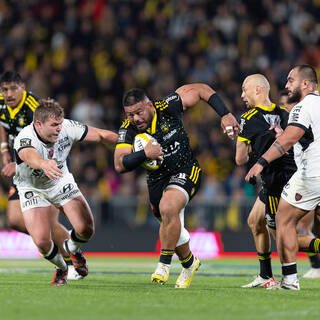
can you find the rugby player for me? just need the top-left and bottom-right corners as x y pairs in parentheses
(246, 65), (320, 290)
(237, 74), (320, 288)
(280, 89), (320, 279)
(13, 98), (117, 286)
(114, 84), (240, 288)
(0, 71), (82, 280)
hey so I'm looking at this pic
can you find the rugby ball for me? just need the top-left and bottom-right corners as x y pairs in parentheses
(133, 133), (162, 170)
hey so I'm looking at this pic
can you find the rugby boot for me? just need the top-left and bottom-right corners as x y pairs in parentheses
(241, 275), (277, 288)
(51, 268), (68, 286)
(67, 264), (84, 280)
(64, 240), (88, 277)
(175, 257), (201, 288)
(151, 263), (170, 284)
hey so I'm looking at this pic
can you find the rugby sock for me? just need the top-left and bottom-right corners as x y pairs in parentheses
(258, 252), (273, 279)
(66, 229), (88, 254)
(282, 262), (298, 284)
(64, 256), (73, 266)
(159, 249), (174, 265)
(308, 238), (320, 254)
(180, 252), (194, 269)
(44, 241), (67, 271)
(307, 252), (320, 268)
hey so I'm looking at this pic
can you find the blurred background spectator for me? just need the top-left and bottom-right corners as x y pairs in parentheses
(0, 0), (319, 232)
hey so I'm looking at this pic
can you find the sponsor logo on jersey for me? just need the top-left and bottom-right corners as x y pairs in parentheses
(20, 138), (31, 147)
(165, 94), (179, 104)
(163, 129), (176, 140)
(118, 129), (127, 143)
(291, 105), (302, 122)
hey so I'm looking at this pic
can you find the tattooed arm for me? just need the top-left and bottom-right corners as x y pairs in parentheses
(245, 125), (305, 182)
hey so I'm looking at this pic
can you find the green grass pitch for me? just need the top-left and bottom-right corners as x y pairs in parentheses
(0, 256), (319, 320)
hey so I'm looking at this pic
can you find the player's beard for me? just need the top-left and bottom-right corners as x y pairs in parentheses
(287, 87), (302, 104)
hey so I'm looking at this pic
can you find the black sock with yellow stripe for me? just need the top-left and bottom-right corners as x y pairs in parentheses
(309, 238), (320, 254)
(64, 256), (73, 266)
(258, 252), (272, 279)
(159, 249), (174, 265)
(180, 252), (194, 269)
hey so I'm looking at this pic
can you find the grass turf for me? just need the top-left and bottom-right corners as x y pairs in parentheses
(0, 256), (319, 320)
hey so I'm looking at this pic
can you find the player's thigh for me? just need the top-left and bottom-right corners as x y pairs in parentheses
(247, 196), (265, 227)
(6, 199), (24, 224)
(276, 198), (308, 228)
(47, 205), (60, 225)
(60, 195), (94, 231)
(22, 206), (52, 242)
(159, 187), (187, 217)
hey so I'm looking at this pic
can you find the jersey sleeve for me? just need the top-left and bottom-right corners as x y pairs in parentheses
(115, 120), (136, 150)
(63, 119), (88, 142)
(14, 130), (36, 154)
(237, 112), (259, 144)
(288, 102), (310, 132)
(154, 92), (183, 118)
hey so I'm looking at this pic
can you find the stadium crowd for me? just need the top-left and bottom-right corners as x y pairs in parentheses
(0, 0), (319, 229)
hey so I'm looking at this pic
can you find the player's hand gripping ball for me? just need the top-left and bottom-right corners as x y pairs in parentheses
(133, 133), (163, 170)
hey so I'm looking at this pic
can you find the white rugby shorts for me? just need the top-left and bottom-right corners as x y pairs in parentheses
(281, 171), (320, 211)
(18, 173), (82, 212)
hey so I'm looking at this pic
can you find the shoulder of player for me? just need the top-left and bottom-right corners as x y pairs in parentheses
(240, 108), (261, 121)
(119, 119), (137, 132)
(24, 91), (40, 111)
(153, 93), (180, 111)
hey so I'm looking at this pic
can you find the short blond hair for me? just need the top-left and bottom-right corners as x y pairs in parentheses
(34, 98), (64, 123)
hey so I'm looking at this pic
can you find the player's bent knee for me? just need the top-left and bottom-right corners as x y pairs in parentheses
(34, 238), (52, 253)
(176, 227), (190, 247)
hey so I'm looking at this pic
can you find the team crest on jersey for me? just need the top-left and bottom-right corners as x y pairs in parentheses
(295, 193), (302, 201)
(18, 117), (25, 126)
(160, 122), (169, 133)
(20, 138), (31, 147)
(48, 149), (54, 159)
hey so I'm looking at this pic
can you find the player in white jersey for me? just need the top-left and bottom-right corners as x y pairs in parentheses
(246, 64), (320, 290)
(14, 98), (117, 286)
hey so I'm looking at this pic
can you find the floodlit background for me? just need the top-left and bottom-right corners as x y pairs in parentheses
(0, 0), (319, 252)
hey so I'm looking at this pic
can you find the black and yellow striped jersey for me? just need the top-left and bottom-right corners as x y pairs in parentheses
(0, 90), (38, 142)
(116, 92), (200, 184)
(238, 103), (296, 192)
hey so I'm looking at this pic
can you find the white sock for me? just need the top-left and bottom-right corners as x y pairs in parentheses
(43, 241), (67, 271)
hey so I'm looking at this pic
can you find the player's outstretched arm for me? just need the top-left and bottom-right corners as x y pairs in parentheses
(83, 126), (118, 146)
(18, 148), (62, 180)
(175, 83), (240, 139)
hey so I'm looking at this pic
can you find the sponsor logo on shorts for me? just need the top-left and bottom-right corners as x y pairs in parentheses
(22, 196), (39, 208)
(62, 183), (74, 194)
(284, 183), (290, 189)
(61, 189), (80, 201)
(169, 173), (187, 185)
(295, 193), (302, 201)
(24, 191), (34, 199)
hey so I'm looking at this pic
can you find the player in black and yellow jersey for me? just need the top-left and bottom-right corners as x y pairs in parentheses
(114, 84), (240, 288)
(236, 74), (320, 288)
(0, 71), (81, 280)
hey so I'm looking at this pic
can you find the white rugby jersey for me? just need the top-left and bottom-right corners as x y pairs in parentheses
(288, 93), (320, 177)
(13, 119), (88, 189)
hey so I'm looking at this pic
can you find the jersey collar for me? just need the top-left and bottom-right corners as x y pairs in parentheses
(255, 103), (276, 111)
(146, 108), (157, 135)
(7, 90), (27, 119)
